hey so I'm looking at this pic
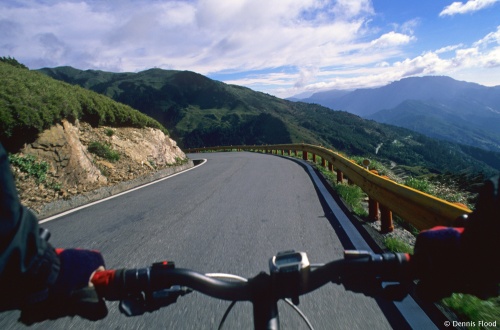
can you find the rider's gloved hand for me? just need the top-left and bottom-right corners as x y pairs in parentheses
(19, 248), (108, 325)
(0, 143), (108, 323)
(412, 175), (500, 301)
(412, 226), (465, 301)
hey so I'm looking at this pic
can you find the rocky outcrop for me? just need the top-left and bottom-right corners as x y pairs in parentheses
(24, 120), (107, 189)
(11, 120), (190, 215)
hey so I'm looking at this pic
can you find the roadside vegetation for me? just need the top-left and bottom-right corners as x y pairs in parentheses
(8, 154), (49, 184)
(88, 141), (120, 162)
(8, 153), (61, 192)
(443, 295), (500, 330)
(383, 237), (413, 254)
(404, 176), (475, 210)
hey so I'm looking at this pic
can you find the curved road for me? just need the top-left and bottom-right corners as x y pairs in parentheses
(2, 152), (413, 329)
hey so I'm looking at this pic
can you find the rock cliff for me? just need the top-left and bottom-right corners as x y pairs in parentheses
(10, 119), (188, 214)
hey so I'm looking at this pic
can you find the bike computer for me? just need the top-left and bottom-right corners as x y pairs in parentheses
(269, 250), (310, 273)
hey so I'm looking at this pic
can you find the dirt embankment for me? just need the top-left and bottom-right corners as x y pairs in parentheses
(10, 119), (191, 217)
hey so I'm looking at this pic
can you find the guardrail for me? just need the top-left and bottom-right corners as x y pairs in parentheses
(186, 144), (472, 232)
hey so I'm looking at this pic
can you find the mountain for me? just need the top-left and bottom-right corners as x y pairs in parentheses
(300, 76), (500, 152)
(366, 100), (500, 152)
(37, 66), (500, 175)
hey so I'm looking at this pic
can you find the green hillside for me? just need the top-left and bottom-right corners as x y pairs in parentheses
(0, 59), (167, 152)
(38, 66), (500, 176)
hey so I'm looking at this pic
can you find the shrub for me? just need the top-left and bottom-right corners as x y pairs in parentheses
(0, 61), (168, 151)
(9, 154), (48, 184)
(88, 141), (120, 162)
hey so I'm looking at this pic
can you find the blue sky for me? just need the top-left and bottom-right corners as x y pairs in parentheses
(1, 0), (499, 98)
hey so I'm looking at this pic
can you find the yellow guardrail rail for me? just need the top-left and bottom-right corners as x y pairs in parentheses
(186, 144), (472, 231)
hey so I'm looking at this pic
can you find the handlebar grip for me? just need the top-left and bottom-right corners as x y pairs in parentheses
(335, 251), (412, 301)
(92, 269), (126, 300)
(341, 251), (412, 281)
(92, 260), (182, 300)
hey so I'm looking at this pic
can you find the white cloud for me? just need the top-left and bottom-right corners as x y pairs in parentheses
(474, 25), (500, 47)
(436, 44), (465, 54)
(330, 0), (374, 19)
(265, 25), (500, 97)
(370, 32), (413, 48)
(2, 1), (499, 98)
(439, 0), (500, 16)
(0, 0), (382, 73)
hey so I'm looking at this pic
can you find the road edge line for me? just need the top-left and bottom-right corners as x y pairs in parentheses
(39, 158), (207, 223)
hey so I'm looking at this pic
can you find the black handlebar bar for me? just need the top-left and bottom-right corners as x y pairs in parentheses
(92, 251), (412, 329)
(94, 251), (411, 300)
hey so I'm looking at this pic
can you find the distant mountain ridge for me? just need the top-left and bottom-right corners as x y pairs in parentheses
(37, 66), (500, 174)
(298, 76), (500, 152)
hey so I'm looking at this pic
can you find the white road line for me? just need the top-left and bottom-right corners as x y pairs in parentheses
(39, 158), (207, 224)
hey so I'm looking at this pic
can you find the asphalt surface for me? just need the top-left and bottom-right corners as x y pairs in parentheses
(1, 152), (399, 329)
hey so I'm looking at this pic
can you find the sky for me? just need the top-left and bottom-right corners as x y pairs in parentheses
(1, 0), (500, 98)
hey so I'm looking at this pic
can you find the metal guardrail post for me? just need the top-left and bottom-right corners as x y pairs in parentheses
(321, 158), (326, 167)
(337, 170), (344, 184)
(312, 154), (317, 163)
(380, 204), (394, 233)
(369, 198), (380, 222)
(368, 170), (380, 222)
(303, 151), (308, 160)
(380, 175), (394, 232)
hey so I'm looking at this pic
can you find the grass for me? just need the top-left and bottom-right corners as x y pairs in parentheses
(312, 160), (368, 217)
(404, 176), (474, 209)
(404, 176), (432, 194)
(332, 183), (368, 217)
(383, 237), (413, 254)
(88, 141), (120, 162)
(443, 294), (500, 330)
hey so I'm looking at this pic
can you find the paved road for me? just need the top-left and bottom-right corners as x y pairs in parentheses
(1, 152), (399, 329)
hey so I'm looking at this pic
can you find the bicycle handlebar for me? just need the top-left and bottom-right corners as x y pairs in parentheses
(93, 251), (411, 298)
(92, 250), (412, 327)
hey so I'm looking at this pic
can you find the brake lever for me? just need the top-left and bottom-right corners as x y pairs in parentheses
(338, 251), (412, 301)
(342, 278), (411, 301)
(119, 286), (192, 316)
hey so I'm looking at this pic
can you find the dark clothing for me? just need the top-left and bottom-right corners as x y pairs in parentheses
(0, 144), (60, 309)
